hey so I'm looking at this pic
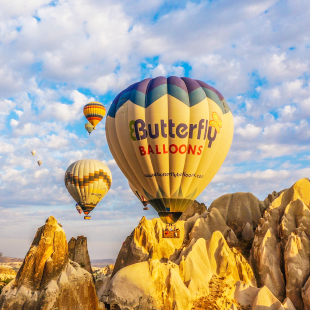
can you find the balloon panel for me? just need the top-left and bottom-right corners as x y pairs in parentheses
(85, 122), (94, 134)
(83, 102), (106, 127)
(106, 76), (233, 223)
(129, 181), (148, 206)
(65, 159), (112, 214)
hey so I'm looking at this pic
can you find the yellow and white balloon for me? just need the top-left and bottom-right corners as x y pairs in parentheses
(64, 159), (112, 219)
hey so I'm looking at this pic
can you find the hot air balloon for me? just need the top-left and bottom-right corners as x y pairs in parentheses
(31, 150), (36, 156)
(64, 159), (112, 220)
(129, 181), (149, 210)
(37, 160), (42, 166)
(106, 76), (233, 225)
(83, 102), (106, 129)
(76, 203), (82, 215)
(85, 122), (94, 135)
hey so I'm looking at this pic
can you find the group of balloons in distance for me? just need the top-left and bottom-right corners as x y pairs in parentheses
(64, 76), (234, 223)
(31, 150), (42, 166)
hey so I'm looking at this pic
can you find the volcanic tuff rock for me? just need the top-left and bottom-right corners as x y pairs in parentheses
(104, 232), (257, 310)
(262, 189), (287, 210)
(68, 235), (92, 274)
(0, 216), (104, 310)
(250, 178), (310, 310)
(179, 200), (207, 221)
(209, 192), (264, 237)
(103, 230), (296, 310)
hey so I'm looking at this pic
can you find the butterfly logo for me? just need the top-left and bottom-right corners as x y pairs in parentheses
(209, 112), (222, 133)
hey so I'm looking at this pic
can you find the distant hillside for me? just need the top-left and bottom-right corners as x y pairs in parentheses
(91, 259), (115, 268)
(0, 257), (23, 263)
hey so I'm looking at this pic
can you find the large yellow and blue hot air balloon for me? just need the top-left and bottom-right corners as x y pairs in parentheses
(64, 159), (112, 220)
(106, 76), (233, 224)
(83, 102), (106, 128)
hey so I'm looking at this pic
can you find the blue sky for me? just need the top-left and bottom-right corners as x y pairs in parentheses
(0, 0), (310, 259)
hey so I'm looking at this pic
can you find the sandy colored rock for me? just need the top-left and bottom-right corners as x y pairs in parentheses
(187, 208), (229, 244)
(0, 260), (104, 310)
(242, 222), (254, 241)
(209, 192), (263, 237)
(225, 228), (239, 246)
(14, 216), (68, 291)
(284, 231), (310, 310)
(252, 286), (286, 310)
(179, 200), (207, 221)
(106, 260), (191, 310)
(105, 231), (256, 310)
(302, 275), (310, 310)
(263, 189), (287, 211)
(68, 236), (92, 274)
(251, 178), (310, 306)
(112, 216), (184, 277)
(0, 216), (104, 310)
(283, 298), (298, 310)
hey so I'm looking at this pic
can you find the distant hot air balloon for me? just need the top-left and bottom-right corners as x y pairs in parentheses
(64, 159), (112, 220)
(37, 160), (42, 166)
(75, 203), (82, 215)
(106, 76), (233, 224)
(129, 181), (149, 210)
(31, 150), (36, 156)
(85, 122), (94, 135)
(83, 102), (106, 129)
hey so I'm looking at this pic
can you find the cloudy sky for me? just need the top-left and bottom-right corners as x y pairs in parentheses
(0, 0), (309, 259)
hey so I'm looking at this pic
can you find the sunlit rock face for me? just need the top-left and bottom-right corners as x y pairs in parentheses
(209, 192), (264, 238)
(251, 178), (310, 310)
(0, 216), (104, 310)
(68, 236), (92, 274)
(103, 229), (296, 310)
(104, 232), (256, 310)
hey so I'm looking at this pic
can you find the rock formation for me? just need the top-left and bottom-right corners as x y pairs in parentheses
(209, 192), (264, 237)
(68, 236), (92, 274)
(4, 178), (310, 310)
(0, 216), (104, 310)
(179, 200), (207, 221)
(262, 189), (287, 210)
(251, 178), (310, 310)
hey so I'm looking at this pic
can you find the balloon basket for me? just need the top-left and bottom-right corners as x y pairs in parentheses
(162, 224), (180, 238)
(84, 216), (91, 220)
(143, 207), (149, 210)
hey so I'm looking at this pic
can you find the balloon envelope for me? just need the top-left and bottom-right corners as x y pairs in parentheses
(85, 122), (94, 134)
(37, 160), (42, 166)
(83, 102), (106, 128)
(31, 150), (36, 156)
(106, 76), (233, 224)
(129, 181), (148, 207)
(75, 203), (82, 215)
(64, 159), (112, 216)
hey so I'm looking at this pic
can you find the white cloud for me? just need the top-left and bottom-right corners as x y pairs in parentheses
(235, 123), (262, 140)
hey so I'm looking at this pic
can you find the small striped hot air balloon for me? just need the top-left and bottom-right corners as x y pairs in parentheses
(83, 102), (106, 129)
(64, 159), (112, 220)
